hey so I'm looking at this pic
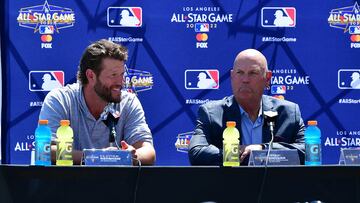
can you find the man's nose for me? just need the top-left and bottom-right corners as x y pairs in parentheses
(241, 74), (251, 82)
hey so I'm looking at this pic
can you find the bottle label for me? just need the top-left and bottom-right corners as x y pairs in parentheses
(35, 141), (51, 162)
(223, 143), (239, 163)
(57, 141), (73, 161)
(305, 143), (321, 162)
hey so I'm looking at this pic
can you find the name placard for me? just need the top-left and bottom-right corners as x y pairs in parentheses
(248, 149), (300, 166)
(83, 149), (132, 166)
(339, 148), (360, 165)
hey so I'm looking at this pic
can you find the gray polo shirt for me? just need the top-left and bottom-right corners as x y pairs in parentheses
(39, 83), (153, 150)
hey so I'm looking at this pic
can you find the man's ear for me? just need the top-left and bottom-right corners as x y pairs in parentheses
(86, 69), (96, 84)
(265, 71), (272, 87)
(266, 71), (272, 80)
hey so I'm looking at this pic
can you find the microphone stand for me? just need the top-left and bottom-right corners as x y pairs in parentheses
(265, 121), (275, 166)
(104, 112), (120, 149)
(257, 110), (278, 203)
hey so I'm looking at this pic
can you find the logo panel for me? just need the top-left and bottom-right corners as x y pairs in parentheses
(185, 69), (219, 90)
(107, 7), (142, 27)
(261, 7), (296, 27)
(17, 1), (75, 48)
(124, 68), (153, 93)
(338, 69), (360, 89)
(175, 131), (193, 153)
(29, 71), (64, 91)
(271, 85), (286, 94)
(195, 23), (209, 32)
(170, 6), (233, 48)
(328, 2), (360, 48)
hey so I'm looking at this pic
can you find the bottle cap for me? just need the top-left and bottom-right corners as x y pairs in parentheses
(38, 119), (48, 125)
(307, 120), (317, 126)
(60, 120), (70, 126)
(226, 121), (236, 127)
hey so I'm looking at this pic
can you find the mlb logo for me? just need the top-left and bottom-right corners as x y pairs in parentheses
(261, 7), (296, 27)
(29, 71), (64, 92)
(39, 25), (54, 34)
(195, 23), (209, 32)
(185, 69), (219, 90)
(271, 85), (286, 94)
(338, 69), (360, 89)
(107, 7), (142, 27)
(349, 26), (360, 34)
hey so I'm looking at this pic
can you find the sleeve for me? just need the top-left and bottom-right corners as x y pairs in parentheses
(123, 95), (153, 145)
(39, 90), (69, 140)
(188, 105), (222, 165)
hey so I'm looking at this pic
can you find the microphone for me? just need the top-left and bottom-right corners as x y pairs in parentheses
(263, 110), (278, 165)
(102, 107), (121, 149)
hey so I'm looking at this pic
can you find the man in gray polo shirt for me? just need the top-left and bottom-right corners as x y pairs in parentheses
(39, 39), (155, 165)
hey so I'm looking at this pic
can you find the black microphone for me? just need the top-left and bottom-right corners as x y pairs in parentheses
(103, 110), (120, 149)
(263, 110), (278, 165)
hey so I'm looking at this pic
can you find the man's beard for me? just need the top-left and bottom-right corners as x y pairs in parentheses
(94, 80), (121, 103)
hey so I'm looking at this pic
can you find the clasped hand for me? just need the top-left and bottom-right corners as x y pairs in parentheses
(239, 144), (263, 163)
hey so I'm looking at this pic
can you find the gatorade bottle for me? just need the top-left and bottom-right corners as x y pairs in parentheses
(223, 121), (240, 166)
(56, 120), (73, 166)
(35, 119), (52, 166)
(305, 120), (322, 165)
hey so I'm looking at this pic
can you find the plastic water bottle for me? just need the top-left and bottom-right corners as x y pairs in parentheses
(305, 120), (322, 165)
(35, 119), (52, 166)
(223, 121), (240, 166)
(56, 120), (73, 166)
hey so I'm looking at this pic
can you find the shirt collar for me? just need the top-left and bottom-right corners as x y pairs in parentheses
(238, 99), (263, 118)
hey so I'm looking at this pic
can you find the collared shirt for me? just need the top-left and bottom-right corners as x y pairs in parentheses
(238, 103), (263, 145)
(39, 83), (153, 150)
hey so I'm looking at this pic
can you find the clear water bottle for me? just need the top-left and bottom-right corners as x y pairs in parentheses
(223, 121), (240, 166)
(56, 120), (73, 166)
(305, 120), (322, 165)
(35, 119), (52, 166)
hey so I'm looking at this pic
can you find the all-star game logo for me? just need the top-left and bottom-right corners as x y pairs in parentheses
(328, 2), (360, 48)
(17, 0), (75, 49)
(123, 68), (154, 93)
(170, 6), (233, 49)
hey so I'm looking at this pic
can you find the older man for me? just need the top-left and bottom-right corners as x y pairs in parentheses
(188, 49), (305, 165)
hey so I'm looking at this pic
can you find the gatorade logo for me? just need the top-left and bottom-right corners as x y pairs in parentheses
(57, 141), (73, 160)
(231, 145), (239, 154)
(44, 143), (50, 153)
(224, 143), (239, 162)
(306, 143), (321, 162)
(310, 145), (319, 154)
(66, 142), (72, 153)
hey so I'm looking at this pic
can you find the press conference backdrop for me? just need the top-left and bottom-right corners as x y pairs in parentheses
(2, 0), (360, 165)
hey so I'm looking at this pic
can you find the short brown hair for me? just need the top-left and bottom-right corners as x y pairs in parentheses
(77, 39), (128, 85)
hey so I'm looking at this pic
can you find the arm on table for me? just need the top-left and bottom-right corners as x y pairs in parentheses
(121, 140), (156, 165)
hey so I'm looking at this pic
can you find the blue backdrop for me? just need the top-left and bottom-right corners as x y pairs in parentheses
(2, 0), (360, 165)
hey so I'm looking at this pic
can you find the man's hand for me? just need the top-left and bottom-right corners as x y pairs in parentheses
(121, 141), (137, 158)
(239, 144), (263, 163)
